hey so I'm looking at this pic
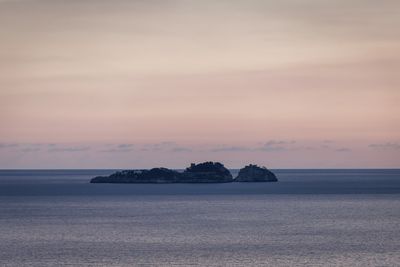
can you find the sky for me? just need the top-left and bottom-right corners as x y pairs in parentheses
(0, 0), (399, 169)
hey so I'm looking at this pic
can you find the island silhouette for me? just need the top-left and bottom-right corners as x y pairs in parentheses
(90, 162), (277, 183)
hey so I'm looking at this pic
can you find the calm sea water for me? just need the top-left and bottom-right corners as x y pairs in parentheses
(0, 169), (399, 266)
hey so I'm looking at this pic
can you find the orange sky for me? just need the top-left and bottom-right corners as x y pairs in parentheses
(0, 0), (399, 168)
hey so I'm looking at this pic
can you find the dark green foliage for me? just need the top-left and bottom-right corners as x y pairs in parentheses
(235, 164), (277, 182)
(90, 162), (233, 183)
(183, 162), (233, 182)
(90, 162), (277, 184)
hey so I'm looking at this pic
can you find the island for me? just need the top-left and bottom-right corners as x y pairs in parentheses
(90, 162), (277, 183)
(234, 164), (278, 182)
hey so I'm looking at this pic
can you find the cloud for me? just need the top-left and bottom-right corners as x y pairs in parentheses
(335, 148), (352, 152)
(171, 147), (192, 152)
(369, 142), (400, 150)
(99, 143), (135, 153)
(321, 140), (335, 148)
(0, 143), (85, 153)
(0, 143), (19, 149)
(208, 140), (300, 152)
(48, 146), (91, 152)
(209, 141), (316, 153)
(210, 145), (251, 152)
(265, 140), (296, 146)
(258, 146), (286, 152)
(257, 140), (296, 152)
(20, 147), (41, 152)
(0, 143), (91, 153)
(141, 142), (179, 152)
(99, 142), (192, 153)
(117, 144), (134, 149)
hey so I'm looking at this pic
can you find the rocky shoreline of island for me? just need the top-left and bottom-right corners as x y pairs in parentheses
(90, 162), (277, 183)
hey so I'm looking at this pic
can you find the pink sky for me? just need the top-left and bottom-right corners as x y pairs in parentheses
(0, 0), (399, 168)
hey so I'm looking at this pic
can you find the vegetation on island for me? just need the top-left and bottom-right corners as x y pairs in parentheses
(90, 162), (277, 183)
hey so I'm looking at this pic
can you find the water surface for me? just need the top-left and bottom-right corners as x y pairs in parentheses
(0, 169), (399, 266)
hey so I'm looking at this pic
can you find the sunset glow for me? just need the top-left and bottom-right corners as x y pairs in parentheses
(1, 0), (399, 168)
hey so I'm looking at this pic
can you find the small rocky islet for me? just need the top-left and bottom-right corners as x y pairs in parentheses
(90, 162), (277, 183)
(235, 164), (277, 182)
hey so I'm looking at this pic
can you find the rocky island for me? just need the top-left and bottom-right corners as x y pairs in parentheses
(90, 168), (181, 183)
(234, 164), (278, 182)
(90, 162), (277, 183)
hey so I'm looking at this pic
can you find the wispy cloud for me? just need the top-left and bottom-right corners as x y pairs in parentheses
(20, 147), (41, 152)
(257, 140), (296, 152)
(209, 140), (299, 153)
(321, 140), (335, 148)
(141, 142), (186, 152)
(0, 141), (357, 156)
(117, 144), (134, 149)
(0, 143), (19, 149)
(48, 146), (91, 152)
(171, 147), (192, 152)
(206, 140), (321, 153)
(210, 145), (250, 152)
(99, 143), (135, 153)
(335, 148), (352, 152)
(99, 142), (193, 153)
(369, 142), (400, 150)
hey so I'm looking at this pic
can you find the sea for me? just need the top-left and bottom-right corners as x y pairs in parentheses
(0, 169), (399, 267)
